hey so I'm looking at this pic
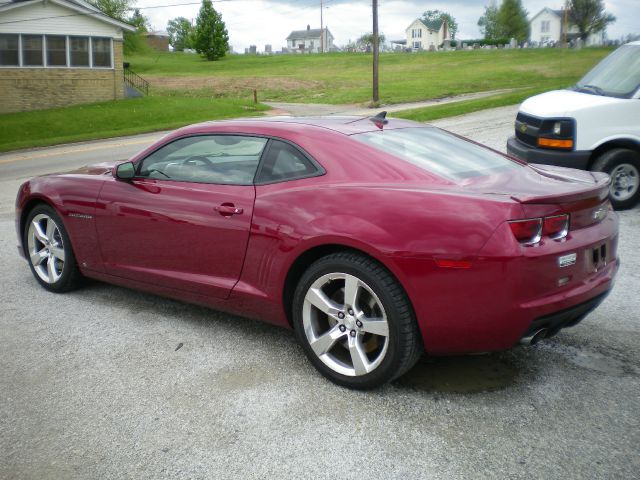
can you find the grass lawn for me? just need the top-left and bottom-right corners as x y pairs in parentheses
(127, 48), (612, 105)
(0, 97), (267, 153)
(0, 48), (611, 153)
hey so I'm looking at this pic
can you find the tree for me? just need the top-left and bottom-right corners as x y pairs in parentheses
(421, 10), (458, 40)
(88, 0), (130, 22)
(357, 32), (386, 49)
(496, 0), (529, 42)
(129, 8), (149, 32)
(568, 0), (615, 41)
(478, 1), (500, 40)
(194, 0), (229, 61)
(167, 17), (195, 51)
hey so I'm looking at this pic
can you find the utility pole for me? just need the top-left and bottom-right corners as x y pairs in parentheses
(562, 0), (568, 46)
(372, 0), (379, 103)
(320, 0), (324, 53)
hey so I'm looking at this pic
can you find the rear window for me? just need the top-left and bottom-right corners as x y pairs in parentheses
(353, 127), (519, 181)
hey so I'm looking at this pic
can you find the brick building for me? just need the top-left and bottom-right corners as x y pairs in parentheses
(0, 0), (135, 113)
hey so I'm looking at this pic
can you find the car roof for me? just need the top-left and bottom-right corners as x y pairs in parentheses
(172, 115), (428, 137)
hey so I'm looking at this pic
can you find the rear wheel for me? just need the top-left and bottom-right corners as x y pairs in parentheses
(24, 205), (82, 293)
(292, 252), (422, 389)
(592, 148), (640, 210)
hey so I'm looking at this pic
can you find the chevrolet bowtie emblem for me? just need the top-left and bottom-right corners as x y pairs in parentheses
(519, 123), (528, 133)
(593, 207), (607, 221)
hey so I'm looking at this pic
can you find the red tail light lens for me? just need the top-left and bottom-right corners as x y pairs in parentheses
(508, 218), (542, 245)
(543, 214), (570, 239)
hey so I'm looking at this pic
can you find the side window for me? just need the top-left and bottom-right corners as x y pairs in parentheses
(256, 140), (319, 183)
(138, 135), (268, 185)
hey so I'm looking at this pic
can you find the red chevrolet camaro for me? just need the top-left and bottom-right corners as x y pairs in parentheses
(15, 115), (619, 388)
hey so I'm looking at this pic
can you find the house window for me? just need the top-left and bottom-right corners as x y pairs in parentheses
(70, 37), (89, 67)
(413, 41), (421, 49)
(412, 29), (422, 39)
(92, 37), (111, 67)
(22, 35), (43, 66)
(541, 20), (550, 33)
(46, 36), (67, 66)
(0, 34), (19, 66)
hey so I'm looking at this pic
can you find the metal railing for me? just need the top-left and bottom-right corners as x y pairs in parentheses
(123, 65), (149, 96)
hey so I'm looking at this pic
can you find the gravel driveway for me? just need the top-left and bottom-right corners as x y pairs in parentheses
(1, 106), (638, 480)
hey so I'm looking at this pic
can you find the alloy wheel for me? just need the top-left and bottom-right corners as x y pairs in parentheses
(27, 213), (66, 284)
(302, 272), (390, 377)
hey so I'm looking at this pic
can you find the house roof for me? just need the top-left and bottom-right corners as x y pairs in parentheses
(407, 17), (444, 33)
(286, 27), (334, 41)
(530, 7), (565, 23)
(0, 0), (136, 32)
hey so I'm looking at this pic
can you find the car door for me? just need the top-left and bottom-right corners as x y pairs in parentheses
(95, 134), (268, 299)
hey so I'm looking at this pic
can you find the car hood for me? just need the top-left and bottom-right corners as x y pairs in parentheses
(65, 162), (116, 176)
(520, 89), (626, 118)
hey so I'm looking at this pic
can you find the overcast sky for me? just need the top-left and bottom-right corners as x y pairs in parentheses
(136, 0), (639, 52)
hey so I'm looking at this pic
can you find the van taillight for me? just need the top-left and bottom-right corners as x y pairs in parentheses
(508, 218), (542, 245)
(509, 214), (570, 245)
(543, 214), (570, 239)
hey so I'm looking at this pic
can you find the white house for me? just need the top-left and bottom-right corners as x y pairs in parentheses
(286, 25), (334, 53)
(529, 7), (604, 46)
(0, 0), (135, 113)
(405, 18), (449, 51)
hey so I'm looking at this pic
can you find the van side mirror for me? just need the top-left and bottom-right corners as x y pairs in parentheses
(115, 162), (136, 180)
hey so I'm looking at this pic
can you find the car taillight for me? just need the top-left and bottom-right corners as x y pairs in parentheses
(543, 214), (570, 240)
(509, 214), (571, 245)
(508, 218), (542, 245)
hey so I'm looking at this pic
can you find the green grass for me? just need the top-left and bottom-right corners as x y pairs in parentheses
(127, 48), (612, 105)
(0, 97), (267, 153)
(392, 86), (554, 122)
(0, 48), (612, 153)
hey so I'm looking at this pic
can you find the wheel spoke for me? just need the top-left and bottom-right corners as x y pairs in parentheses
(306, 287), (342, 317)
(47, 257), (57, 282)
(343, 274), (360, 309)
(359, 316), (389, 337)
(309, 325), (345, 356)
(30, 249), (48, 266)
(348, 334), (371, 375)
(32, 220), (48, 243)
(51, 246), (65, 261)
(45, 218), (56, 241)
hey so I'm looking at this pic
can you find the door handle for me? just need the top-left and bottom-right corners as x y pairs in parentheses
(215, 204), (243, 217)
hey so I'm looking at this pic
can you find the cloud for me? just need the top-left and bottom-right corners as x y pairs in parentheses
(137, 0), (639, 52)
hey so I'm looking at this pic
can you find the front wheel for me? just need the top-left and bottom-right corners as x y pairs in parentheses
(592, 148), (640, 210)
(292, 252), (423, 389)
(24, 205), (82, 292)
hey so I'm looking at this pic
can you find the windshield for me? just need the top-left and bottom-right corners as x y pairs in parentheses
(575, 45), (640, 99)
(353, 127), (519, 181)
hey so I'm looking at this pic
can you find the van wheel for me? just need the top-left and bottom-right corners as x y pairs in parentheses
(592, 148), (640, 210)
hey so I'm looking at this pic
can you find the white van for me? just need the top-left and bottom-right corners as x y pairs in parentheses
(507, 41), (640, 209)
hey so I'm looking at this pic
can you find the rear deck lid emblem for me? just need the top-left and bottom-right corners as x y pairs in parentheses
(558, 253), (577, 268)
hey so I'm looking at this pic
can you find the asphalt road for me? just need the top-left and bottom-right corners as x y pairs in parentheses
(1, 107), (639, 480)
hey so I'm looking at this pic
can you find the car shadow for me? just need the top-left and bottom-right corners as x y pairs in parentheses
(392, 353), (521, 394)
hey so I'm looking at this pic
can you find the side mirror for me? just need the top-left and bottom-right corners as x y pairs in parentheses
(114, 162), (136, 180)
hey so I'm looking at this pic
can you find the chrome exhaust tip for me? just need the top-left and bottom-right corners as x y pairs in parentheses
(520, 328), (548, 346)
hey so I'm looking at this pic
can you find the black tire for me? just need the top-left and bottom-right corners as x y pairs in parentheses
(592, 148), (640, 210)
(292, 251), (423, 389)
(24, 204), (83, 293)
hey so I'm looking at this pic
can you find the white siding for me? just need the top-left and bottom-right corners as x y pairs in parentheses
(405, 19), (445, 50)
(530, 10), (562, 44)
(0, 2), (123, 39)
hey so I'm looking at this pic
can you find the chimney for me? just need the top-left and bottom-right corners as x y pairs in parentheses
(307, 25), (310, 31)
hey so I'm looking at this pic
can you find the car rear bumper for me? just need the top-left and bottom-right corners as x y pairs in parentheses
(389, 210), (619, 355)
(522, 290), (610, 339)
(507, 136), (591, 170)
